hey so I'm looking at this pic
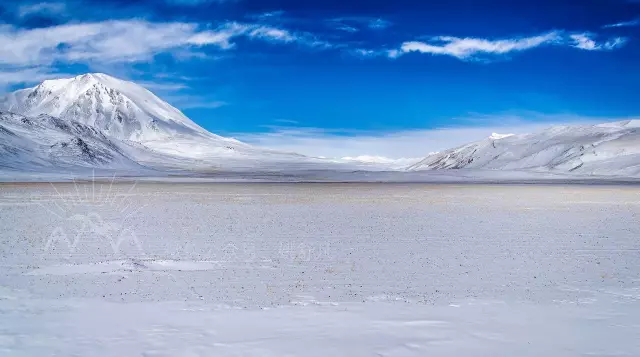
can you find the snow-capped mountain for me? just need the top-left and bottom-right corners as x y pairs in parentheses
(0, 73), (266, 163)
(0, 73), (327, 172)
(407, 120), (640, 176)
(1, 73), (208, 142)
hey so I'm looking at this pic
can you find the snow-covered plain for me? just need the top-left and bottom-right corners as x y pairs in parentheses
(1, 183), (639, 356)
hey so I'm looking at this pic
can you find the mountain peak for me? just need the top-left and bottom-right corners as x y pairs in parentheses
(75, 72), (106, 81)
(74, 72), (111, 83)
(1, 73), (207, 141)
(489, 133), (514, 140)
(39, 73), (114, 90)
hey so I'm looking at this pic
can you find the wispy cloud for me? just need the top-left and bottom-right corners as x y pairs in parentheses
(380, 30), (628, 61)
(163, 94), (228, 109)
(352, 49), (379, 57)
(274, 118), (299, 124)
(0, 21), (229, 66)
(180, 100), (228, 109)
(248, 26), (296, 43)
(0, 67), (72, 90)
(335, 24), (359, 33)
(368, 18), (391, 30)
(351, 48), (400, 58)
(17, 2), (66, 18)
(569, 33), (627, 51)
(0, 18), (339, 92)
(249, 10), (285, 21)
(603, 18), (640, 28)
(243, 23), (333, 48)
(138, 81), (190, 92)
(395, 32), (561, 60)
(0, 19), (334, 71)
(327, 16), (392, 33)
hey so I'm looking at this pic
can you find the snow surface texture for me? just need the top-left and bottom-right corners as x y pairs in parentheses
(408, 121), (640, 176)
(1, 183), (639, 356)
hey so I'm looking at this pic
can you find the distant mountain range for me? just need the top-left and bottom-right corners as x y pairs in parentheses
(1, 73), (639, 177)
(408, 121), (640, 176)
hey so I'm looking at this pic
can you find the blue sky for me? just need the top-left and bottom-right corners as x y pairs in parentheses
(1, 0), (639, 159)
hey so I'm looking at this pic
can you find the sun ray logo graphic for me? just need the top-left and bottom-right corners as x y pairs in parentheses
(39, 170), (145, 256)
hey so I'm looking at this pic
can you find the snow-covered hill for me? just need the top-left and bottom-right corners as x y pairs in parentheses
(1, 73), (209, 142)
(407, 120), (640, 176)
(0, 74), (331, 173)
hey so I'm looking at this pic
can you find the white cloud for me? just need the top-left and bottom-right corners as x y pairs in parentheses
(335, 25), (359, 33)
(233, 114), (611, 160)
(0, 20), (332, 68)
(0, 19), (336, 93)
(352, 49), (378, 57)
(17, 2), (66, 18)
(351, 48), (402, 58)
(570, 33), (599, 50)
(0, 67), (72, 90)
(251, 11), (285, 20)
(0, 21), (222, 66)
(238, 23), (333, 48)
(570, 33), (627, 51)
(138, 81), (189, 92)
(327, 17), (392, 33)
(0, 19), (336, 92)
(396, 32), (561, 60)
(387, 49), (401, 58)
(187, 22), (249, 49)
(603, 18), (640, 28)
(249, 27), (296, 42)
(389, 31), (628, 61)
(368, 18), (391, 30)
(603, 37), (628, 50)
(163, 93), (228, 109)
(181, 100), (227, 109)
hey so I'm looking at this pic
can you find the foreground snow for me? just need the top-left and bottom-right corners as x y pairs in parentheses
(1, 183), (639, 356)
(3, 296), (638, 357)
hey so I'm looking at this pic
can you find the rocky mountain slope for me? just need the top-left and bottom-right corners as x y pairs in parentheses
(0, 111), (140, 171)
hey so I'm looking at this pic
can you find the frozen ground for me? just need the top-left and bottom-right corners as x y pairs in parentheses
(1, 183), (639, 356)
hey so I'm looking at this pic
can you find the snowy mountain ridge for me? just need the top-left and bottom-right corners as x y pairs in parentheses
(408, 120), (640, 176)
